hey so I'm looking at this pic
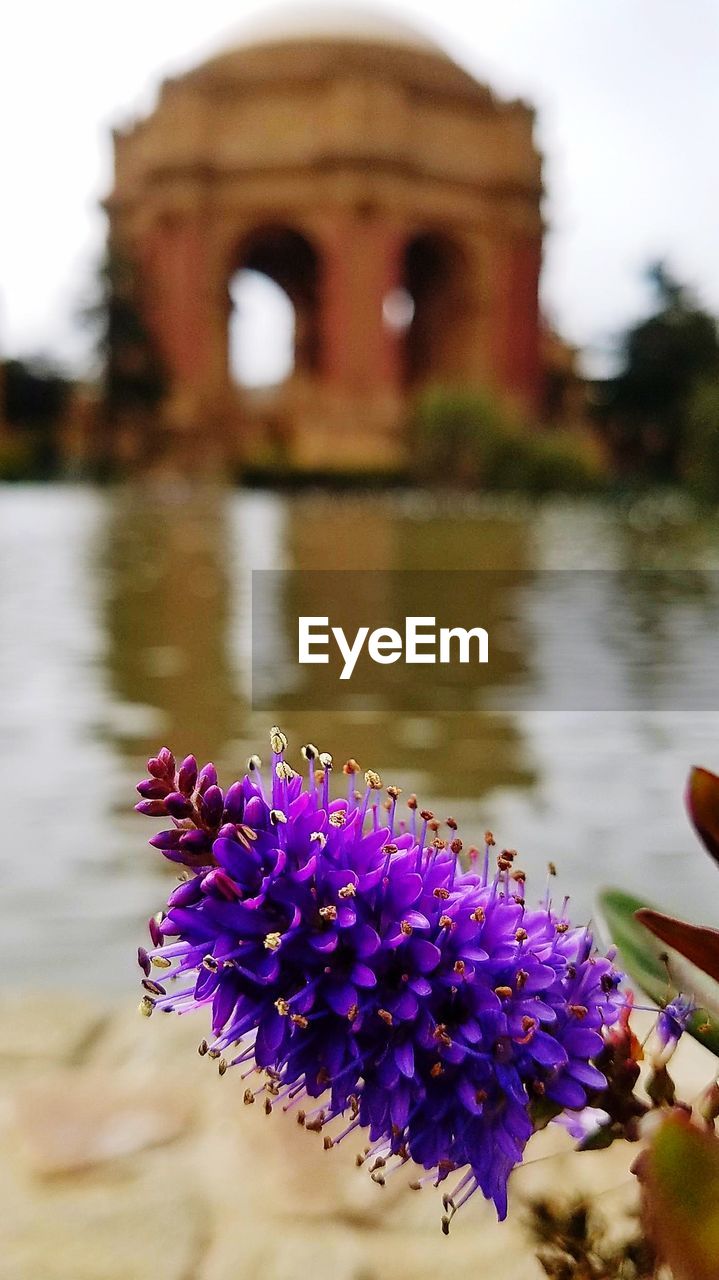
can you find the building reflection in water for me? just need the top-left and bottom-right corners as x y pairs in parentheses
(103, 481), (241, 767)
(225, 489), (536, 805)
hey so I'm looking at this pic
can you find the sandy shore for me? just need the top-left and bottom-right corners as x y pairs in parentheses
(1, 993), (713, 1280)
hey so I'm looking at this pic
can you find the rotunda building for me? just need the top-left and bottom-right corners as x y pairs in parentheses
(106, 6), (544, 470)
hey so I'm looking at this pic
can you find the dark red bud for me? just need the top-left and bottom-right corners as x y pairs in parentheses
(137, 777), (171, 800)
(157, 747), (176, 775)
(197, 763), (218, 794)
(178, 755), (198, 795)
(148, 916), (163, 947)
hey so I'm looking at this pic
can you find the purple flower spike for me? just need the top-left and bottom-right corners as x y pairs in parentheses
(656, 994), (695, 1063)
(134, 732), (624, 1229)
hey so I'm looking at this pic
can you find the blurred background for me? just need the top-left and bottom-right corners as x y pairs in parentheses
(2, 3), (719, 1277)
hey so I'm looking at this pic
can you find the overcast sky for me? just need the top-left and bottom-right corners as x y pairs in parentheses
(1, 0), (718, 377)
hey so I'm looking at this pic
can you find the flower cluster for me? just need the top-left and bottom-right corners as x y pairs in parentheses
(136, 731), (624, 1228)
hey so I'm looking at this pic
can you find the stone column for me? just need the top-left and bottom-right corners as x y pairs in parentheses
(141, 213), (218, 430)
(489, 232), (542, 415)
(320, 214), (404, 399)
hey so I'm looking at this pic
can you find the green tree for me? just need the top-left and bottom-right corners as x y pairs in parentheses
(603, 263), (719, 482)
(2, 357), (71, 476)
(86, 246), (166, 416)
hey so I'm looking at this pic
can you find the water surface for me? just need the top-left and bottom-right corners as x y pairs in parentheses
(2, 481), (718, 991)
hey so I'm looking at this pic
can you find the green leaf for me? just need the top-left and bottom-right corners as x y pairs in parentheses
(596, 888), (719, 1057)
(686, 765), (719, 866)
(645, 1115), (719, 1280)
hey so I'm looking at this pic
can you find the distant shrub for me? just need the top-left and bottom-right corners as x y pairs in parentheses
(412, 387), (605, 494)
(681, 379), (719, 504)
(0, 435), (38, 481)
(520, 429), (606, 496)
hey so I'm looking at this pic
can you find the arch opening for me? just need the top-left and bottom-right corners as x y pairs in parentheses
(400, 232), (467, 388)
(228, 227), (321, 390)
(229, 270), (295, 388)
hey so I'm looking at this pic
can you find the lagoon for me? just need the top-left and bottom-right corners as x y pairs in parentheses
(2, 481), (719, 994)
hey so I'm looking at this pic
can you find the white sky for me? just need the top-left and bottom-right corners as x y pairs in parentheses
(1, 0), (718, 377)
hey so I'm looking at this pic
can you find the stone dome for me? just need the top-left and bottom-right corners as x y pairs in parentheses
(231, 4), (442, 53)
(190, 4), (486, 102)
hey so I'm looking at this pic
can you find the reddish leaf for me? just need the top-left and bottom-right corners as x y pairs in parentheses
(643, 1114), (719, 1280)
(635, 908), (719, 983)
(686, 765), (719, 866)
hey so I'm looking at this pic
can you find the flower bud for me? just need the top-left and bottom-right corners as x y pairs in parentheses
(165, 791), (193, 819)
(148, 829), (183, 850)
(200, 784), (224, 827)
(167, 878), (204, 908)
(137, 777), (171, 800)
(197, 763), (218, 793)
(135, 799), (168, 817)
(178, 755), (198, 795)
(179, 828), (211, 854)
(201, 867), (240, 901)
(223, 781), (245, 823)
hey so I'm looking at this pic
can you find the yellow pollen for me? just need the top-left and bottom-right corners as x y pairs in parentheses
(275, 762), (296, 781)
(264, 931), (282, 951)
